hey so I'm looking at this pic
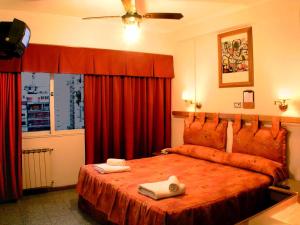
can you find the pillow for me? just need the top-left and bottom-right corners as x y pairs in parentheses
(183, 113), (228, 151)
(232, 115), (288, 166)
(170, 144), (288, 184)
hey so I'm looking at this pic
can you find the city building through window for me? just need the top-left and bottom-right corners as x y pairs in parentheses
(21, 72), (84, 133)
(22, 73), (50, 132)
(54, 74), (84, 130)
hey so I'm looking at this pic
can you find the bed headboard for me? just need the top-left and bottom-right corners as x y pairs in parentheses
(232, 115), (288, 166)
(183, 113), (228, 151)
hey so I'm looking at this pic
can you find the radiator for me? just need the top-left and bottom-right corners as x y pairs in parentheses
(22, 148), (54, 190)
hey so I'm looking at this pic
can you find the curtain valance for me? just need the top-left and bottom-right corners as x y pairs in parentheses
(0, 44), (174, 78)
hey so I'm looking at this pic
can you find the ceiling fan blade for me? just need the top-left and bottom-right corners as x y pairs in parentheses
(135, 0), (146, 15)
(143, 13), (183, 20)
(82, 16), (121, 20)
(121, 0), (136, 13)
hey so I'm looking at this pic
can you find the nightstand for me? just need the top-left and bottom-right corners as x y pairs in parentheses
(277, 179), (300, 194)
(237, 179), (300, 225)
(152, 151), (162, 156)
(267, 179), (300, 203)
(152, 148), (171, 156)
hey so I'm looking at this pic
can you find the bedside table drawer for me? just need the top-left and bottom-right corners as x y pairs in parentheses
(267, 187), (295, 206)
(237, 180), (300, 225)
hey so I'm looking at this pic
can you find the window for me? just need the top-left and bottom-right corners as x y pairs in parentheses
(54, 74), (84, 130)
(22, 73), (50, 132)
(21, 72), (84, 133)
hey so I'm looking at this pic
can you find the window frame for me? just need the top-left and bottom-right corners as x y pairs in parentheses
(22, 73), (85, 138)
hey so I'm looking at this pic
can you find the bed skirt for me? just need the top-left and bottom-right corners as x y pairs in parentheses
(78, 195), (117, 225)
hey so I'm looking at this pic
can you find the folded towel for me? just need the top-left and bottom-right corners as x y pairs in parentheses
(94, 163), (130, 174)
(107, 158), (126, 166)
(138, 176), (185, 200)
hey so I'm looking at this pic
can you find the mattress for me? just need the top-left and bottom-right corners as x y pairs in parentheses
(77, 146), (287, 225)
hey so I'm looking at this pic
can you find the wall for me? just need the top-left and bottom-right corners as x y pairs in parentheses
(22, 133), (85, 187)
(171, 0), (300, 180)
(0, 9), (174, 54)
(0, 9), (174, 187)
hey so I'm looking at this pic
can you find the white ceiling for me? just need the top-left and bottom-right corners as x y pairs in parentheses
(0, 0), (267, 33)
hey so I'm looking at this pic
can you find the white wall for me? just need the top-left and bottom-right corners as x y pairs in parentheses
(22, 133), (85, 187)
(0, 9), (174, 54)
(171, 0), (300, 180)
(0, 9), (174, 187)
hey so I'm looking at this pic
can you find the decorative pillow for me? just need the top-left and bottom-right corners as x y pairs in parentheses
(170, 144), (228, 164)
(232, 115), (288, 166)
(169, 144), (288, 184)
(183, 113), (228, 151)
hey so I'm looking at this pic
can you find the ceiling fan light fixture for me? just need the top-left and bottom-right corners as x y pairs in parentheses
(123, 22), (140, 44)
(122, 12), (142, 25)
(82, 0), (183, 37)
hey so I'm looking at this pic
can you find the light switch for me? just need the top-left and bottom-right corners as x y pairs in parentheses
(234, 102), (241, 108)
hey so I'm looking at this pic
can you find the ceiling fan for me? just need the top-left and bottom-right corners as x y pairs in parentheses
(82, 0), (184, 26)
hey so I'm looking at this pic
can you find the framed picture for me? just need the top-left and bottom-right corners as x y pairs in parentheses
(218, 27), (254, 88)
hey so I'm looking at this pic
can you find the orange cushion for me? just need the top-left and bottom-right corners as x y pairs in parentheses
(232, 126), (287, 166)
(184, 117), (228, 151)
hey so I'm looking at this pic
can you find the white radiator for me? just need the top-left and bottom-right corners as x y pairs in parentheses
(22, 148), (54, 190)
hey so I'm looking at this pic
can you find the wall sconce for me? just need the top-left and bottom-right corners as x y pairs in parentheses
(181, 91), (202, 109)
(183, 99), (202, 109)
(274, 99), (289, 112)
(182, 96), (201, 109)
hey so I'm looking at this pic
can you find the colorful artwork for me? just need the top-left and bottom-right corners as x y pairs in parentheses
(218, 27), (253, 88)
(221, 38), (248, 73)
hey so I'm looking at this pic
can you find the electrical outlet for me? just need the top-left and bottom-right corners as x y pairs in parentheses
(234, 102), (241, 108)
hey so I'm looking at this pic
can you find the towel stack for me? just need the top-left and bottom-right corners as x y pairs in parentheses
(138, 176), (185, 200)
(94, 158), (130, 174)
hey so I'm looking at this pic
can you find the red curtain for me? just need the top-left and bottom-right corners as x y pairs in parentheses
(84, 75), (171, 164)
(0, 73), (22, 202)
(0, 43), (174, 77)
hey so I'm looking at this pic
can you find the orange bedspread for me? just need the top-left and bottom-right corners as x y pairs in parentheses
(77, 147), (287, 225)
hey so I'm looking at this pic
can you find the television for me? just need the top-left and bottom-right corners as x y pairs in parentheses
(0, 18), (31, 58)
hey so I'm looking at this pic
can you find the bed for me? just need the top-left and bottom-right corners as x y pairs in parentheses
(77, 113), (288, 225)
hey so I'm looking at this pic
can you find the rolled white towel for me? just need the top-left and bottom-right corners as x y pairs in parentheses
(107, 158), (126, 166)
(168, 175), (180, 192)
(94, 163), (130, 174)
(138, 176), (185, 200)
